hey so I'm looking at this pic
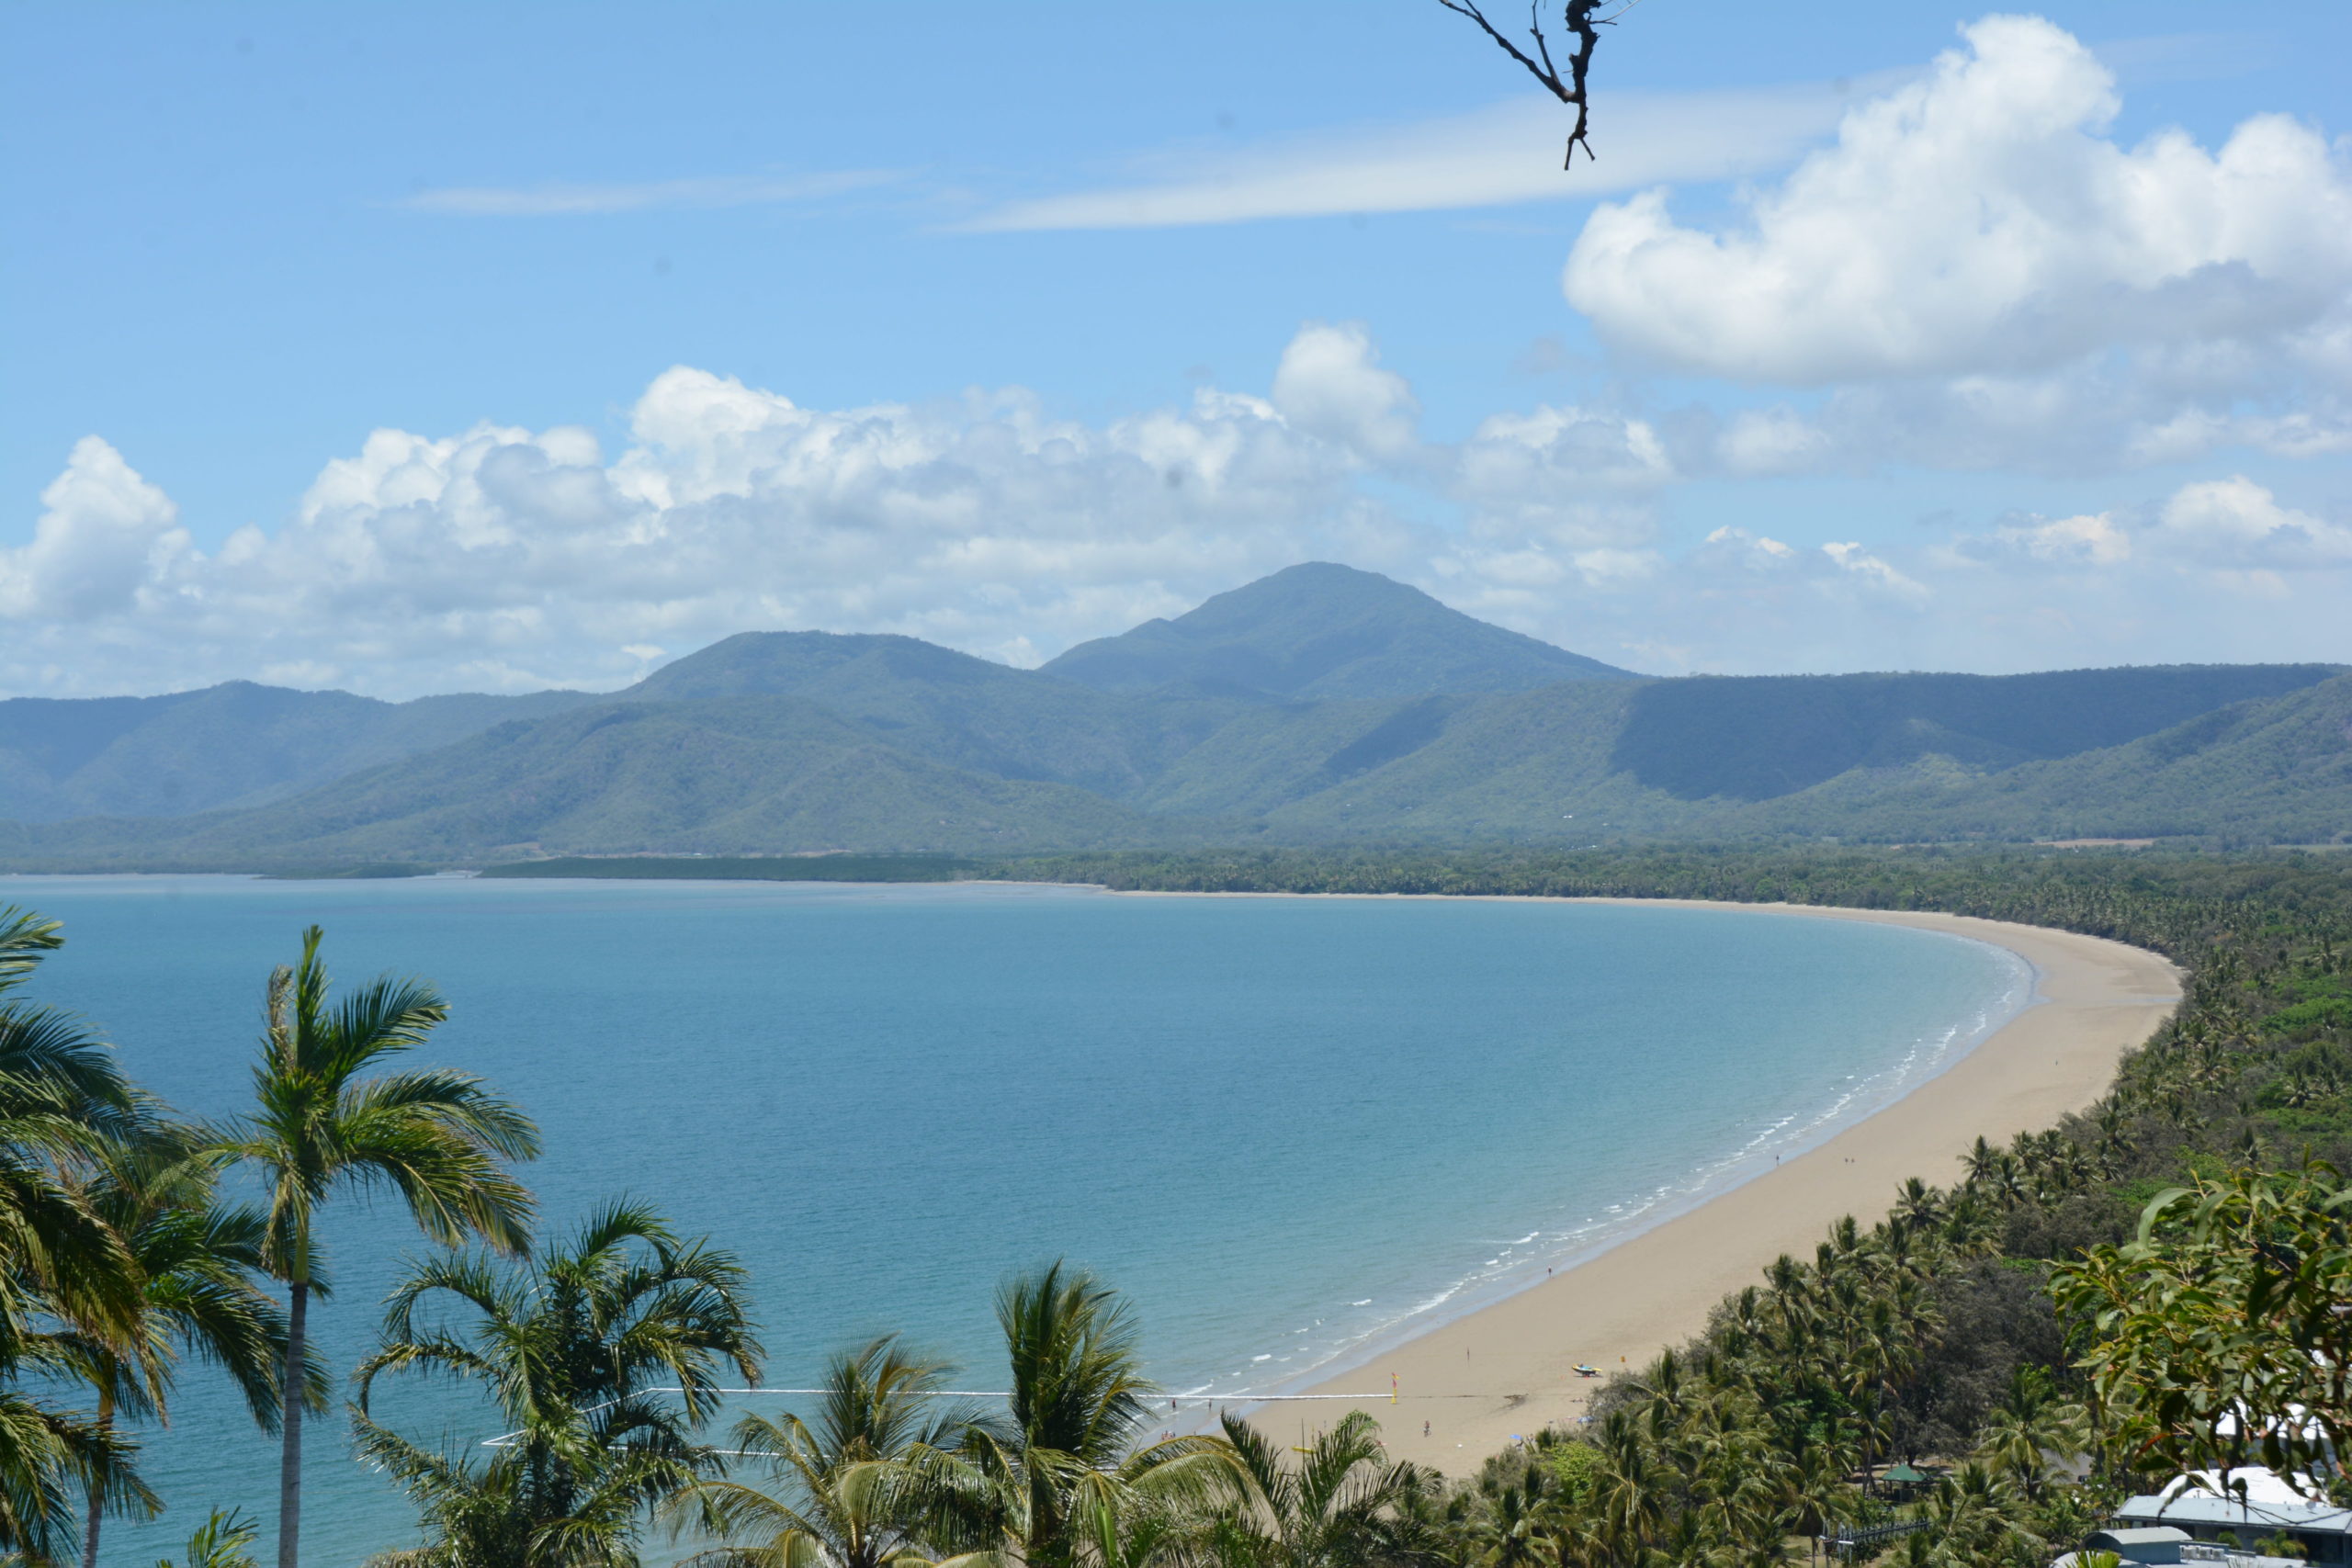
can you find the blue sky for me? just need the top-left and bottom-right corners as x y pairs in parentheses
(5, 1), (2350, 695)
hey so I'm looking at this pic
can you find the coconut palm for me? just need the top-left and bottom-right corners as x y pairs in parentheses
(0, 907), (155, 1562)
(909, 1263), (1234, 1568)
(677, 1337), (973, 1568)
(1458, 1457), (1549, 1568)
(1206, 1410), (1425, 1568)
(353, 1198), (761, 1568)
(71, 1125), (319, 1568)
(210, 925), (540, 1568)
(1971, 1367), (2086, 1502)
(154, 1507), (262, 1568)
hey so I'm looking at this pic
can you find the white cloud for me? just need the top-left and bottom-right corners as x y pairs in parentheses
(0, 437), (190, 621)
(9, 330), (2352, 700)
(402, 169), (899, 217)
(963, 82), (1871, 231)
(0, 337), (1423, 697)
(1562, 15), (2352, 385)
(2152, 475), (2352, 567)
(1269, 323), (1423, 463)
(1989, 511), (2136, 567)
(1950, 478), (2352, 577)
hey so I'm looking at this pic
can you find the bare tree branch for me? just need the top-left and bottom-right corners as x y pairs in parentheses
(1435, 0), (1609, 167)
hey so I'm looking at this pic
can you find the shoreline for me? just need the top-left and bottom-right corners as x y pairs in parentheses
(1111, 893), (2181, 1475)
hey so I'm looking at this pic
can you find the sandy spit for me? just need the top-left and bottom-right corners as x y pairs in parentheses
(1110, 893), (2182, 1476)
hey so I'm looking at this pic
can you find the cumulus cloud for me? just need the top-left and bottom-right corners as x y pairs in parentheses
(9, 324), (2352, 700)
(1270, 323), (1424, 464)
(1563, 16), (2352, 386)
(1951, 477), (2352, 576)
(0, 335), (1445, 697)
(2152, 475), (2352, 567)
(0, 437), (190, 621)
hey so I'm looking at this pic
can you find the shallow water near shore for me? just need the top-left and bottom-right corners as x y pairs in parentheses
(6, 874), (2027, 1562)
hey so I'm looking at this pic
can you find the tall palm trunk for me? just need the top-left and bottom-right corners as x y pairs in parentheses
(81, 1384), (115, 1568)
(278, 1276), (308, 1568)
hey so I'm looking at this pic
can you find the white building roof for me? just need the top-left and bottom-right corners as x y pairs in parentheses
(2117, 1468), (2352, 1536)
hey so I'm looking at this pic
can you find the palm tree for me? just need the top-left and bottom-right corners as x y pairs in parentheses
(154, 1507), (262, 1568)
(353, 1198), (761, 1568)
(1458, 1457), (1548, 1568)
(210, 925), (540, 1568)
(678, 1337), (972, 1568)
(0, 906), (156, 1562)
(72, 1125), (319, 1568)
(1971, 1366), (2086, 1502)
(910, 1262), (1233, 1568)
(1206, 1410), (1425, 1568)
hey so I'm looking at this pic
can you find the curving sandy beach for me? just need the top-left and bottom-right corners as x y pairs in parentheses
(1205, 898), (2183, 1475)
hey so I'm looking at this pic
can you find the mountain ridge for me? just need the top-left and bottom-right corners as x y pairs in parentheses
(1, 564), (2346, 864)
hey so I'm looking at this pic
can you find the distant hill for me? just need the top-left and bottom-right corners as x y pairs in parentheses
(6, 696), (1173, 866)
(2, 564), (2346, 867)
(620, 630), (1252, 798)
(1245, 667), (2352, 845)
(1758, 672), (2352, 844)
(0, 681), (596, 822)
(1040, 562), (1637, 698)
(1605, 666), (2348, 800)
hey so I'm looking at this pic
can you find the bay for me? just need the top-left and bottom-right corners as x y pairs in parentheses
(3, 874), (2028, 1562)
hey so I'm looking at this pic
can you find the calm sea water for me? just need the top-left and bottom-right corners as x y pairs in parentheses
(4, 875), (2029, 1562)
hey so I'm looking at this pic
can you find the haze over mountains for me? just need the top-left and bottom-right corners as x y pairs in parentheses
(2, 562), (2346, 869)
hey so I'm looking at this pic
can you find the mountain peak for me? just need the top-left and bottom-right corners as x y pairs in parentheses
(623, 629), (1026, 703)
(1039, 562), (1637, 700)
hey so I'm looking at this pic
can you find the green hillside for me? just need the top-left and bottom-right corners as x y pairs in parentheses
(0, 681), (596, 821)
(1744, 672), (2352, 844)
(1, 697), (1175, 867)
(1041, 561), (1637, 697)
(3, 565), (2346, 867)
(622, 629), (1251, 797)
(1607, 664), (2346, 799)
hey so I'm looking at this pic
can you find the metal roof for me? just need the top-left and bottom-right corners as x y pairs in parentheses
(2116, 1491), (2352, 1534)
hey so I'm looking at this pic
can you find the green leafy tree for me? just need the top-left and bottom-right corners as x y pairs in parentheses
(353, 1199), (761, 1568)
(1970, 1366), (2087, 1502)
(210, 925), (539, 1568)
(72, 1126), (319, 1568)
(1204, 1410), (1425, 1568)
(678, 1336), (972, 1568)
(154, 1508), (261, 1568)
(0, 908), (154, 1562)
(910, 1263), (1234, 1568)
(2053, 1165), (2352, 1494)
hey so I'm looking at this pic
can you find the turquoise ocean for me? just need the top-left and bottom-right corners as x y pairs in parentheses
(4, 875), (2030, 1561)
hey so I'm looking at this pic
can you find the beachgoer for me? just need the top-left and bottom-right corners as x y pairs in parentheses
(1423, 1420), (1431, 1438)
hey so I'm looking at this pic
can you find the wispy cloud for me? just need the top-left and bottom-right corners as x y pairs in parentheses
(960, 79), (1894, 232)
(402, 168), (900, 217)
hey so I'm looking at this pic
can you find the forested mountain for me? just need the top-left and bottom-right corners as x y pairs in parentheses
(0, 681), (596, 821)
(0, 564), (2345, 868)
(1040, 561), (1636, 697)
(10, 696), (1169, 864)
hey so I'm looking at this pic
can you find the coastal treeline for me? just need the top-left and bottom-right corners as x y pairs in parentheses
(0, 845), (2345, 1565)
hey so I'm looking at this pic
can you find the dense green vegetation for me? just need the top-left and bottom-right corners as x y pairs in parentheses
(481, 855), (981, 882)
(5, 567), (2345, 868)
(0, 847), (2347, 1564)
(1039, 563), (1634, 698)
(0, 682), (595, 823)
